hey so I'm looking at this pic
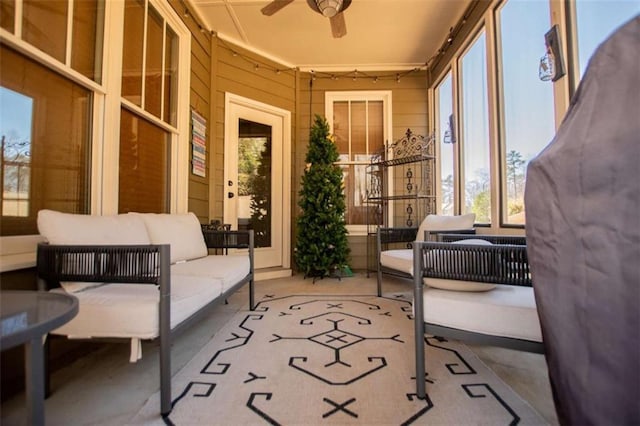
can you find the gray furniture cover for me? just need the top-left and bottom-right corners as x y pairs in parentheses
(525, 16), (639, 425)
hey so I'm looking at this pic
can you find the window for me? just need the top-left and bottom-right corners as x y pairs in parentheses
(117, 0), (184, 214)
(430, 0), (638, 231)
(118, 108), (169, 213)
(0, 0), (189, 269)
(573, 1), (639, 79)
(0, 0), (102, 238)
(325, 92), (391, 233)
(496, 0), (555, 225)
(0, 46), (91, 237)
(435, 72), (455, 215)
(459, 31), (491, 224)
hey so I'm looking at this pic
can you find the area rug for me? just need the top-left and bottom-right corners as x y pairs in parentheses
(132, 294), (547, 425)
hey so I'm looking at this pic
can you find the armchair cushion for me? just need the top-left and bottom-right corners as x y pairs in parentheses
(416, 213), (475, 241)
(421, 284), (542, 342)
(379, 238), (497, 292)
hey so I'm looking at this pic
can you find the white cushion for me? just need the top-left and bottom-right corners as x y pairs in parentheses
(421, 284), (542, 342)
(171, 254), (250, 293)
(380, 239), (496, 291)
(380, 249), (413, 275)
(37, 209), (150, 245)
(424, 278), (496, 292)
(51, 276), (223, 340)
(37, 210), (152, 292)
(134, 213), (208, 264)
(415, 213), (476, 241)
(60, 282), (104, 293)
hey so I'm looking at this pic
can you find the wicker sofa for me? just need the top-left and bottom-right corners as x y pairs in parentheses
(35, 209), (254, 416)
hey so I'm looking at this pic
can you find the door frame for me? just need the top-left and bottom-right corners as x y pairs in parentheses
(223, 92), (291, 270)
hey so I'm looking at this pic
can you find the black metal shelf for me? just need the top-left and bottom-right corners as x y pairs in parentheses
(365, 129), (437, 276)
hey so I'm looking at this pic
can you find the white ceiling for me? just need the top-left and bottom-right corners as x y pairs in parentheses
(189, 0), (472, 71)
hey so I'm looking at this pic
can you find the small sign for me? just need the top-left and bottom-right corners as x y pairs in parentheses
(191, 110), (207, 177)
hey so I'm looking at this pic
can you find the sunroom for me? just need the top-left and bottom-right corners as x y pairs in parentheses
(1, 0), (638, 424)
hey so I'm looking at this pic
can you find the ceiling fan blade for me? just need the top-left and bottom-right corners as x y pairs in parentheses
(261, 0), (295, 16)
(330, 12), (347, 38)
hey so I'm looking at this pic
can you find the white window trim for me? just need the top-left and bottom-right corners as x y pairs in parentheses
(102, 0), (191, 215)
(0, 0), (190, 271)
(324, 91), (393, 236)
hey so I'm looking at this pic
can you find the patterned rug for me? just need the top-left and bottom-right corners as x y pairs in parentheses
(132, 294), (547, 425)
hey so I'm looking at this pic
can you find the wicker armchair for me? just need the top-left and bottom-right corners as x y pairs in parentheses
(410, 236), (544, 400)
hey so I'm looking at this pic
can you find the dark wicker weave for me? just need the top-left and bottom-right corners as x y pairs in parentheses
(36, 229), (254, 416)
(375, 227), (476, 296)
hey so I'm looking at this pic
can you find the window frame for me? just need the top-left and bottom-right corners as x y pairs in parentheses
(0, 0), (191, 271)
(428, 0), (579, 233)
(325, 90), (393, 235)
(433, 69), (459, 216)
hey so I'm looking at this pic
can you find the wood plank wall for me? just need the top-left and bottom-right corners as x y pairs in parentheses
(170, 2), (429, 271)
(209, 38), (298, 224)
(169, 0), (212, 224)
(297, 71), (429, 270)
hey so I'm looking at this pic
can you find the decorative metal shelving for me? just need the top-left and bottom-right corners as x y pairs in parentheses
(365, 129), (437, 275)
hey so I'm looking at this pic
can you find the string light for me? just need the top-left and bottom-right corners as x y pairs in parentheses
(179, 0), (211, 37)
(425, 0), (480, 72)
(217, 38), (298, 76)
(177, 0), (478, 83)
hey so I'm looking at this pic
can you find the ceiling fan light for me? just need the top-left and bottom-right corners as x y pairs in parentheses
(316, 0), (343, 18)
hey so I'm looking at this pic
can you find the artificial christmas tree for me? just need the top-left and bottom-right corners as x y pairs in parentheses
(295, 114), (350, 280)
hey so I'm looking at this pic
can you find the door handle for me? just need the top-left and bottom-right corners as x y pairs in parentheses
(228, 192), (235, 199)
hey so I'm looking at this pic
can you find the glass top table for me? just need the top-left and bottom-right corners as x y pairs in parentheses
(1, 290), (79, 426)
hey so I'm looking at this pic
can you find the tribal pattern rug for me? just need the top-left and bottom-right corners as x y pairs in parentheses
(132, 293), (546, 425)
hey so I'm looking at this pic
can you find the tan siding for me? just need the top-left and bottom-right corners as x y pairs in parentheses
(169, 0), (212, 224)
(210, 38), (298, 253)
(159, 14), (430, 271)
(296, 70), (429, 271)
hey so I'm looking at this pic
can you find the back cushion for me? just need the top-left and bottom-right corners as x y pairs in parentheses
(37, 210), (152, 293)
(135, 213), (207, 263)
(416, 213), (476, 242)
(37, 209), (150, 245)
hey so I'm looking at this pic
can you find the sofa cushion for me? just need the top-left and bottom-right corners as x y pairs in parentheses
(37, 209), (151, 245)
(421, 284), (542, 342)
(38, 210), (153, 293)
(171, 254), (250, 293)
(51, 276), (224, 339)
(134, 213), (208, 264)
(416, 213), (475, 241)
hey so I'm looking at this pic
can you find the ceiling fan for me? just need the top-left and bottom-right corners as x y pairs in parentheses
(261, 0), (352, 38)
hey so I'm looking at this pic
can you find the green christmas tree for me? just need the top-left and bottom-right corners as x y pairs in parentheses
(295, 115), (350, 280)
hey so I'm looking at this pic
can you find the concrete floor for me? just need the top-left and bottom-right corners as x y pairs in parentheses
(0, 273), (559, 425)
